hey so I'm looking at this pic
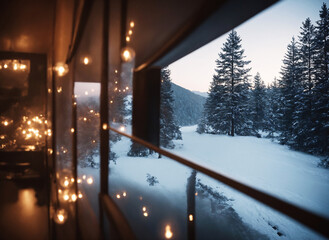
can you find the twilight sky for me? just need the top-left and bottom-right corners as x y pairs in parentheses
(169, 0), (325, 92)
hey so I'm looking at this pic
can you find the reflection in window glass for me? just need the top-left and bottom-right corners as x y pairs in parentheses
(0, 58), (46, 152)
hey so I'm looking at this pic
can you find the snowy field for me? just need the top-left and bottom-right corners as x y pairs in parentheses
(80, 125), (329, 240)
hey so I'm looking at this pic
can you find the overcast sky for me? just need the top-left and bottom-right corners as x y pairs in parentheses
(169, 0), (325, 92)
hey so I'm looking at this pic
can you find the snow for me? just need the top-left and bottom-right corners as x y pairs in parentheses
(80, 125), (329, 240)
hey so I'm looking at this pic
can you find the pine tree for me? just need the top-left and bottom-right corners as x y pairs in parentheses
(198, 30), (254, 136)
(264, 78), (280, 138)
(294, 18), (317, 152)
(160, 68), (182, 148)
(278, 37), (303, 146)
(251, 72), (266, 133)
(313, 3), (329, 154)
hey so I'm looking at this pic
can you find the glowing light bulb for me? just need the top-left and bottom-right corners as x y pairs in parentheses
(126, 36), (130, 42)
(83, 57), (89, 65)
(120, 126), (125, 132)
(71, 194), (77, 202)
(54, 209), (67, 224)
(78, 192), (83, 198)
(13, 63), (18, 70)
(82, 175), (86, 180)
(121, 47), (135, 62)
(165, 225), (173, 239)
(142, 206), (146, 212)
(70, 128), (75, 133)
(130, 21), (135, 28)
(77, 178), (82, 183)
(128, 30), (133, 35)
(87, 177), (93, 184)
(63, 194), (69, 201)
(116, 194), (121, 199)
(3, 121), (8, 126)
(4, 64), (8, 69)
(189, 214), (194, 221)
(63, 180), (69, 187)
(143, 212), (148, 217)
(123, 192), (127, 197)
(83, 117), (87, 121)
(102, 123), (108, 130)
(54, 63), (68, 77)
(20, 64), (27, 70)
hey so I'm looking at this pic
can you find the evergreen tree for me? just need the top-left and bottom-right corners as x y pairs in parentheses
(264, 78), (280, 138)
(294, 17), (317, 152)
(198, 30), (254, 136)
(251, 72), (266, 132)
(160, 68), (182, 148)
(313, 3), (329, 154)
(278, 37), (303, 146)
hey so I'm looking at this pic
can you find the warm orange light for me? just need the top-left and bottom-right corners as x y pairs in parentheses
(189, 214), (194, 222)
(143, 212), (148, 217)
(63, 180), (69, 187)
(70, 128), (75, 133)
(121, 47), (135, 62)
(102, 123), (108, 130)
(87, 177), (93, 184)
(116, 194), (121, 199)
(83, 117), (87, 121)
(4, 64), (8, 69)
(142, 206), (146, 212)
(54, 63), (68, 77)
(77, 178), (82, 183)
(20, 64), (27, 70)
(165, 225), (173, 239)
(128, 30), (133, 35)
(83, 57), (89, 65)
(54, 209), (67, 224)
(126, 36), (130, 42)
(3, 121), (8, 126)
(63, 194), (69, 201)
(78, 192), (83, 198)
(130, 21), (135, 28)
(13, 63), (18, 70)
(123, 192), (127, 197)
(120, 126), (125, 132)
(71, 194), (77, 202)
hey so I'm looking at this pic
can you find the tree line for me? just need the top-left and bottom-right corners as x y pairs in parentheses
(198, 3), (329, 157)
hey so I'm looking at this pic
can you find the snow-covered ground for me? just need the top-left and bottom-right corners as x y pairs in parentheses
(80, 125), (329, 240)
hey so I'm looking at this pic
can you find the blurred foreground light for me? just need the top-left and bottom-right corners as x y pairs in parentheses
(121, 47), (135, 62)
(102, 123), (108, 130)
(189, 214), (194, 222)
(165, 225), (173, 239)
(83, 57), (90, 65)
(123, 192), (127, 197)
(116, 194), (121, 199)
(78, 192), (83, 199)
(119, 126), (125, 132)
(130, 21), (135, 28)
(54, 209), (68, 224)
(54, 63), (69, 77)
(71, 194), (77, 202)
(143, 212), (148, 217)
(87, 177), (93, 184)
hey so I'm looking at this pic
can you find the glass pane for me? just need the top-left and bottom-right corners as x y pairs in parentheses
(75, 82), (100, 223)
(163, 0), (329, 227)
(109, 133), (189, 240)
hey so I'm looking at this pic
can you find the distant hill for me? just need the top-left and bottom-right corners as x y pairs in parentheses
(171, 83), (206, 126)
(192, 91), (208, 98)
